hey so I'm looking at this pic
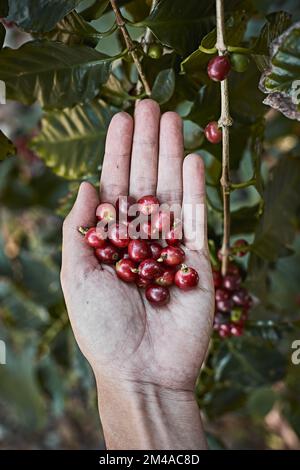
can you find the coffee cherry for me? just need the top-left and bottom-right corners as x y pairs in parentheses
(222, 273), (241, 291)
(165, 221), (183, 246)
(146, 284), (170, 306)
(139, 259), (164, 280)
(230, 53), (249, 73)
(231, 287), (250, 307)
(148, 43), (163, 59)
(233, 239), (249, 257)
(159, 246), (185, 266)
(80, 227), (106, 249)
(116, 195), (136, 221)
(218, 323), (231, 338)
(213, 269), (223, 289)
(230, 323), (244, 337)
(227, 263), (241, 276)
(214, 311), (230, 327)
(215, 288), (230, 302)
(155, 268), (175, 287)
(128, 239), (151, 262)
(115, 258), (137, 283)
(108, 223), (130, 248)
(149, 242), (163, 260)
(95, 243), (120, 264)
(230, 307), (243, 323)
(137, 195), (160, 216)
(153, 210), (174, 234)
(96, 202), (116, 222)
(174, 265), (199, 290)
(204, 121), (222, 144)
(216, 297), (234, 313)
(207, 55), (231, 81)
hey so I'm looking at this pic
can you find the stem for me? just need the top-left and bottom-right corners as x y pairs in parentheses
(109, 0), (151, 96)
(230, 178), (256, 190)
(216, 0), (233, 276)
(135, 0), (158, 99)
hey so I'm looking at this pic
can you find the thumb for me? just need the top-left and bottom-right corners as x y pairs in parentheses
(61, 182), (100, 279)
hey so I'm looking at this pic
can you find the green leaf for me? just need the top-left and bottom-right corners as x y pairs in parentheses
(253, 11), (292, 56)
(0, 40), (114, 109)
(31, 100), (114, 179)
(0, 130), (15, 159)
(259, 22), (300, 121)
(181, 11), (249, 84)
(7, 0), (82, 32)
(251, 157), (300, 261)
(151, 68), (175, 104)
(35, 11), (101, 47)
(247, 386), (277, 417)
(231, 204), (260, 235)
(80, 0), (109, 21)
(140, 0), (249, 56)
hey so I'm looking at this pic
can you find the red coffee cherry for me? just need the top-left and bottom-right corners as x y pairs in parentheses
(116, 258), (137, 283)
(204, 121), (222, 144)
(95, 243), (120, 264)
(207, 55), (231, 81)
(128, 239), (151, 262)
(145, 284), (170, 306)
(174, 265), (199, 291)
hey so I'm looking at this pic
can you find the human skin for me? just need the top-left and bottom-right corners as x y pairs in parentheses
(61, 99), (215, 450)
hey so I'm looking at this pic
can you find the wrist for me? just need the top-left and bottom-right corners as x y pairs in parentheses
(95, 374), (207, 450)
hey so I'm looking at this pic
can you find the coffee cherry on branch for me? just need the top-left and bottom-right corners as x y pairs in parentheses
(95, 243), (120, 264)
(222, 273), (242, 291)
(158, 246), (185, 266)
(148, 43), (163, 59)
(146, 284), (170, 306)
(137, 195), (160, 216)
(230, 53), (249, 73)
(115, 258), (137, 283)
(128, 239), (151, 263)
(233, 239), (249, 257)
(174, 265), (199, 290)
(204, 121), (222, 144)
(207, 55), (231, 81)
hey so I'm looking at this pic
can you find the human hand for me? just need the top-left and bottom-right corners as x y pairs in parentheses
(61, 99), (214, 449)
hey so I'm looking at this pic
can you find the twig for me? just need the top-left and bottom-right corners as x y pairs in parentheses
(216, 0), (233, 276)
(109, 0), (151, 96)
(135, 0), (158, 99)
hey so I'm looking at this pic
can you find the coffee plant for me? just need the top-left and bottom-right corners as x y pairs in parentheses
(0, 0), (300, 449)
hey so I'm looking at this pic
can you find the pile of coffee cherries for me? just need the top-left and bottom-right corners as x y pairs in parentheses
(79, 195), (199, 307)
(213, 240), (253, 338)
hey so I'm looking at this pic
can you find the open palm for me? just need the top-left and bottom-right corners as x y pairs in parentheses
(61, 100), (214, 393)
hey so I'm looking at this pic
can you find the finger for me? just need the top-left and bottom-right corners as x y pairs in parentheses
(100, 112), (133, 203)
(129, 99), (160, 198)
(183, 154), (207, 252)
(61, 182), (100, 279)
(156, 112), (183, 205)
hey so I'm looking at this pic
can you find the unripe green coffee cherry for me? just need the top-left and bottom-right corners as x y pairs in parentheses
(230, 53), (249, 73)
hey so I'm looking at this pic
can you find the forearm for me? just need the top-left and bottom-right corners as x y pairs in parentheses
(95, 375), (207, 450)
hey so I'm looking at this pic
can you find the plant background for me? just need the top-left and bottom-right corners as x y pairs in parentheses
(0, 0), (300, 449)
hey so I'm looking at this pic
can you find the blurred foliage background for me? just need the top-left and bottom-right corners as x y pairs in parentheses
(0, 0), (300, 449)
